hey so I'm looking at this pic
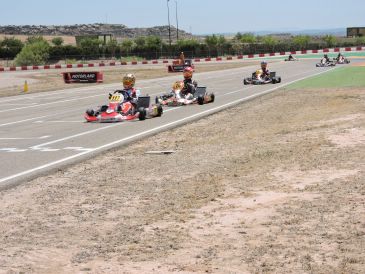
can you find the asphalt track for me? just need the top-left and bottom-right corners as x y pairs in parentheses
(0, 59), (342, 188)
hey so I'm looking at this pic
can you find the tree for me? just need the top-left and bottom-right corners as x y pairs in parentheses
(145, 35), (162, 50)
(26, 35), (47, 44)
(0, 37), (24, 58)
(262, 36), (278, 52)
(51, 37), (64, 46)
(134, 37), (146, 49)
(292, 35), (310, 50)
(79, 38), (101, 58)
(15, 39), (50, 66)
(323, 35), (337, 48)
(205, 35), (218, 55)
(120, 39), (134, 55)
(240, 33), (256, 43)
(106, 38), (118, 57)
(356, 36), (365, 46)
(234, 32), (243, 41)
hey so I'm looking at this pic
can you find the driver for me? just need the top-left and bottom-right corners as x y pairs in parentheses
(254, 69), (263, 80)
(181, 66), (196, 99)
(260, 61), (270, 79)
(337, 52), (344, 62)
(113, 73), (140, 104)
(324, 54), (330, 63)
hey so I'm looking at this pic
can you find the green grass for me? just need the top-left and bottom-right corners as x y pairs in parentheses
(286, 66), (365, 89)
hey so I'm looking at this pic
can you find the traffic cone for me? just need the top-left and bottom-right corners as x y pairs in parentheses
(23, 80), (29, 92)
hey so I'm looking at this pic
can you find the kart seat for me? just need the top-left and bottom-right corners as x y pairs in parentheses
(137, 96), (150, 108)
(194, 86), (207, 98)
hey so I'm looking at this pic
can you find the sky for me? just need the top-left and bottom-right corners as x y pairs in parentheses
(0, 0), (364, 34)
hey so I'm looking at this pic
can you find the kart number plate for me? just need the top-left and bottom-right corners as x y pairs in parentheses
(110, 95), (122, 102)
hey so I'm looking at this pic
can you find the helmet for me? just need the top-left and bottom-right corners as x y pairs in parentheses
(122, 73), (136, 89)
(256, 69), (262, 75)
(183, 66), (193, 79)
(261, 60), (268, 68)
(172, 81), (184, 91)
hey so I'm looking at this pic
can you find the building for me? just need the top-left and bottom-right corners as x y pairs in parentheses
(347, 27), (365, 37)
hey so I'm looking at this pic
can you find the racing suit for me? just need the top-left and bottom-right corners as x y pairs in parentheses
(260, 67), (270, 80)
(113, 88), (140, 113)
(181, 78), (196, 99)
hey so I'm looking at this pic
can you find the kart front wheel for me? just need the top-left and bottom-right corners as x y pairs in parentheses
(197, 95), (204, 105)
(86, 108), (95, 116)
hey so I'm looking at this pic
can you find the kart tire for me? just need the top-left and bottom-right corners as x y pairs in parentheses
(277, 77), (281, 83)
(138, 107), (147, 121)
(155, 96), (159, 104)
(197, 95), (204, 105)
(100, 105), (108, 112)
(210, 93), (215, 103)
(86, 108), (95, 116)
(243, 79), (249, 85)
(272, 78), (277, 84)
(156, 104), (163, 117)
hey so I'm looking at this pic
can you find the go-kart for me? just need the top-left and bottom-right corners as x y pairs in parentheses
(316, 59), (336, 67)
(85, 92), (163, 122)
(168, 59), (195, 72)
(285, 56), (299, 61)
(156, 81), (214, 106)
(333, 57), (350, 64)
(243, 72), (281, 85)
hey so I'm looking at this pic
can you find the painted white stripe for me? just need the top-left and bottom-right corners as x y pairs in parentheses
(0, 135), (50, 140)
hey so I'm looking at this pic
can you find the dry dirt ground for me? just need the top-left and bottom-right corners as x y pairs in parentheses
(0, 86), (364, 274)
(0, 62), (257, 98)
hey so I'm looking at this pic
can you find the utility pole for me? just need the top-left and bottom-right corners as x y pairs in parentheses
(167, 0), (171, 47)
(175, 0), (179, 41)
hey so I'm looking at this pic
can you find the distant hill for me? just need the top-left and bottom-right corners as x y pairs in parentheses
(0, 23), (193, 41)
(204, 28), (347, 37)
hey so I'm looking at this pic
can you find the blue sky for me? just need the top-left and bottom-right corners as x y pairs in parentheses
(0, 0), (364, 34)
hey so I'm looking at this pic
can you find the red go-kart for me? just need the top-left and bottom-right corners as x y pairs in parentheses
(85, 92), (163, 122)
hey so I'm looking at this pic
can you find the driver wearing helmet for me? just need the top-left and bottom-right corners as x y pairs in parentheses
(324, 54), (330, 63)
(337, 52), (344, 63)
(181, 66), (196, 99)
(113, 73), (140, 103)
(260, 61), (270, 79)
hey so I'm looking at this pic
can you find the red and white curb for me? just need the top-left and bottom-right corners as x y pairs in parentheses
(1, 46), (364, 73)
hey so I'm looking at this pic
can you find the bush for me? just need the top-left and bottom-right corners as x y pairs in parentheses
(0, 37), (24, 58)
(15, 39), (50, 66)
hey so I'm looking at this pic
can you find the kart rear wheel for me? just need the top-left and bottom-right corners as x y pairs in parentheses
(156, 104), (163, 117)
(210, 93), (215, 103)
(197, 95), (204, 105)
(138, 107), (147, 121)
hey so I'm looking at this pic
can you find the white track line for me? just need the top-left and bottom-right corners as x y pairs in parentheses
(0, 67), (336, 184)
(0, 135), (50, 140)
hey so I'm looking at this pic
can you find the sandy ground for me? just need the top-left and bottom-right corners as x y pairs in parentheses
(0, 62), (256, 97)
(0, 86), (364, 273)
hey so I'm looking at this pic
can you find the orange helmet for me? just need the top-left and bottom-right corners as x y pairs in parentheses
(122, 73), (136, 89)
(183, 66), (193, 79)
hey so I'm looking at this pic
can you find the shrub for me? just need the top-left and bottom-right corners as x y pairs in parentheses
(15, 39), (50, 66)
